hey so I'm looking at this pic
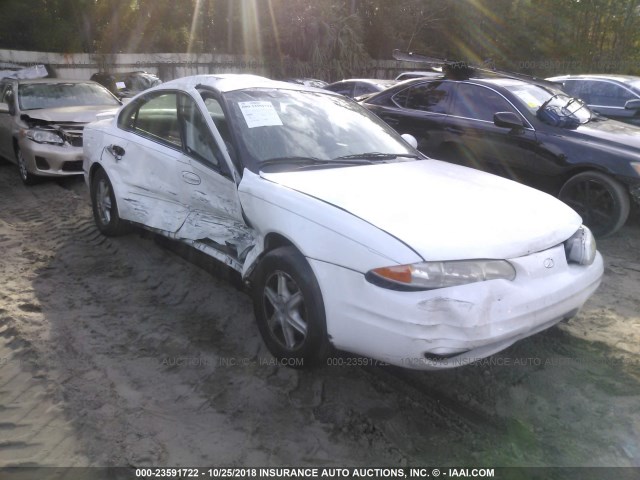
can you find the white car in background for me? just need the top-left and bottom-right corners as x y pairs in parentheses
(82, 74), (603, 369)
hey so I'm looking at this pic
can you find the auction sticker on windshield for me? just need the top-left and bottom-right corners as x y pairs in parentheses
(238, 101), (283, 128)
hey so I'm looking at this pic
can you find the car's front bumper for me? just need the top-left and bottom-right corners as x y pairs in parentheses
(19, 139), (84, 177)
(310, 244), (604, 370)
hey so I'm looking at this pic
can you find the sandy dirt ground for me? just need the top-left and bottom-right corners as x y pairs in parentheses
(1, 159), (639, 469)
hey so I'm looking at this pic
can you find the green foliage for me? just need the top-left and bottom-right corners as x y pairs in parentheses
(1, 0), (640, 76)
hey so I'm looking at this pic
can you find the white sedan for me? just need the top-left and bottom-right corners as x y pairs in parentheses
(83, 74), (603, 369)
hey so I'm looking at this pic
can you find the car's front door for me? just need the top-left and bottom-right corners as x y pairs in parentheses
(444, 82), (540, 182)
(174, 92), (254, 261)
(109, 91), (190, 232)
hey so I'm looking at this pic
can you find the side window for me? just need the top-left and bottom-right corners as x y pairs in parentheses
(450, 83), (519, 122)
(178, 93), (222, 168)
(119, 92), (182, 149)
(561, 80), (583, 99)
(1, 84), (14, 110)
(587, 81), (635, 107)
(394, 82), (453, 114)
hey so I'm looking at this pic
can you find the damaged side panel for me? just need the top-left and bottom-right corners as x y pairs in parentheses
(172, 159), (259, 274)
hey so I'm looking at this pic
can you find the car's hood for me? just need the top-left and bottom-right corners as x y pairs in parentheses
(260, 160), (581, 261)
(573, 117), (640, 150)
(20, 105), (120, 123)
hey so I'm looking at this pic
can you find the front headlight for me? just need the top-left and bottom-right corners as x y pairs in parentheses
(565, 225), (597, 266)
(26, 129), (64, 145)
(365, 259), (516, 291)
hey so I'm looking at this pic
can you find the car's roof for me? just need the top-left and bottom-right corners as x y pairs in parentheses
(548, 74), (640, 83)
(394, 76), (531, 88)
(161, 74), (329, 94)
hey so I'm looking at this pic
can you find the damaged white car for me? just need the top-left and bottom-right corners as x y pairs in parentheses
(83, 74), (604, 369)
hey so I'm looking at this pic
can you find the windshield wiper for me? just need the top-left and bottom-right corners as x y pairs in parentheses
(334, 152), (420, 161)
(563, 97), (594, 124)
(259, 156), (330, 168)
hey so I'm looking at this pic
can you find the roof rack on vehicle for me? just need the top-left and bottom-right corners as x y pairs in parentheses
(392, 49), (561, 88)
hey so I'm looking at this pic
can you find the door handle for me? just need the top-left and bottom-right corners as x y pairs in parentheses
(107, 144), (125, 160)
(182, 171), (201, 185)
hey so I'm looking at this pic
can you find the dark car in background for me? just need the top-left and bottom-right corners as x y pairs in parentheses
(362, 75), (640, 237)
(324, 79), (397, 98)
(0, 78), (121, 184)
(548, 74), (640, 126)
(395, 70), (443, 81)
(90, 71), (162, 99)
(282, 78), (328, 88)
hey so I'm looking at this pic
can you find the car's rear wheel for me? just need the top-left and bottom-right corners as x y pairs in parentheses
(16, 147), (38, 186)
(91, 168), (127, 236)
(252, 247), (329, 368)
(559, 171), (630, 237)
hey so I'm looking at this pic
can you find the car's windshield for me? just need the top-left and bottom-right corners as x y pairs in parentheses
(18, 82), (120, 111)
(506, 83), (592, 123)
(627, 79), (640, 92)
(222, 88), (417, 172)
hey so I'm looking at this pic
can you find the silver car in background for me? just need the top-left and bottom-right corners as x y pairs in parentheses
(0, 78), (121, 185)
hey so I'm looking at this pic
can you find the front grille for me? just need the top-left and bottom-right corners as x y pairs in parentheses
(56, 123), (85, 147)
(62, 160), (83, 172)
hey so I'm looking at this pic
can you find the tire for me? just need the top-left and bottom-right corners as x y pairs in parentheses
(252, 246), (330, 368)
(16, 147), (38, 186)
(559, 171), (630, 237)
(91, 168), (127, 236)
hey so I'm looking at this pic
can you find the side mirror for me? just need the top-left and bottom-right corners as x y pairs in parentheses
(401, 133), (418, 149)
(494, 111), (524, 129)
(624, 99), (640, 110)
(0, 103), (9, 114)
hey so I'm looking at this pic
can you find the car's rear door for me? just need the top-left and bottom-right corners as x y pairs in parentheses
(371, 80), (455, 156)
(107, 90), (190, 232)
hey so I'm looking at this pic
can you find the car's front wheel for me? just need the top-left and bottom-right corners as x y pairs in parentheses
(91, 168), (127, 236)
(16, 147), (38, 186)
(252, 247), (330, 368)
(559, 171), (630, 237)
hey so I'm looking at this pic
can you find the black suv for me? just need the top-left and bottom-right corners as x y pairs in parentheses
(362, 75), (640, 237)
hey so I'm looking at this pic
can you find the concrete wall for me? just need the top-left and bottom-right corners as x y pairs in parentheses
(0, 49), (417, 82)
